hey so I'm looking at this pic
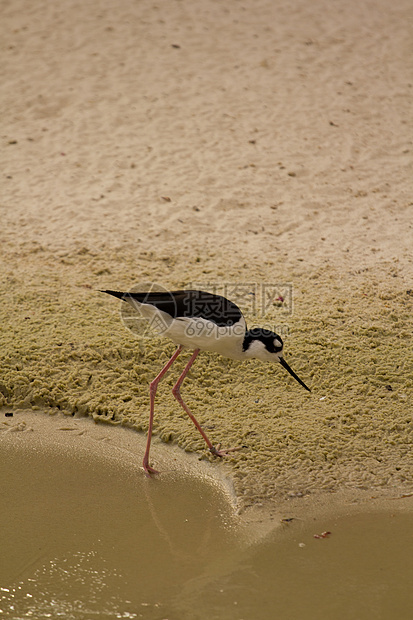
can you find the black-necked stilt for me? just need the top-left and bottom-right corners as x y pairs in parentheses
(102, 289), (310, 475)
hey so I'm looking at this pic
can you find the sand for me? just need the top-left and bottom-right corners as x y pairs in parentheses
(1, 0), (412, 516)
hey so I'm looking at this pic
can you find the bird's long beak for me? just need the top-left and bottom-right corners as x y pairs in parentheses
(279, 357), (311, 392)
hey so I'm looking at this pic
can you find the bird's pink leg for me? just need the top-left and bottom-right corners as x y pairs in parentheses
(143, 345), (183, 475)
(172, 349), (242, 458)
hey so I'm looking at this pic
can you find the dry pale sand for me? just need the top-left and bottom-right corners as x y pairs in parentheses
(1, 0), (412, 516)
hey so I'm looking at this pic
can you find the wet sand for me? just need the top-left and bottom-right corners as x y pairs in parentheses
(1, 0), (413, 518)
(1, 410), (413, 619)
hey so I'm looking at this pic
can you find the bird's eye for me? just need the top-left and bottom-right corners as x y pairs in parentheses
(273, 338), (283, 351)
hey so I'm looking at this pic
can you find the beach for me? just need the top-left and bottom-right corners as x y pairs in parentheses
(1, 0), (412, 518)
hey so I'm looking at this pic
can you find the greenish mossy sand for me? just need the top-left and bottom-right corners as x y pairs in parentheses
(1, 245), (411, 511)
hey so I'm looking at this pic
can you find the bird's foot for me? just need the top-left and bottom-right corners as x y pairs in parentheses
(209, 443), (245, 458)
(142, 459), (159, 476)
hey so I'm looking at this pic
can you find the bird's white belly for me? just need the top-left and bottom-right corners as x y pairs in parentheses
(164, 316), (246, 359)
(125, 300), (246, 360)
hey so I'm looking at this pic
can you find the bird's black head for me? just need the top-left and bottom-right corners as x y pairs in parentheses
(242, 328), (283, 357)
(243, 328), (310, 392)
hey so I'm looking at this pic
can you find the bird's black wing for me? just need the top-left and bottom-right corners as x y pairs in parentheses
(102, 289), (243, 327)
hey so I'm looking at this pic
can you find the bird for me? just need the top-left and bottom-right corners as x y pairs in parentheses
(102, 288), (310, 475)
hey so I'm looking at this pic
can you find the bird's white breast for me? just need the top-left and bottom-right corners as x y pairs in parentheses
(128, 300), (247, 360)
(165, 316), (247, 359)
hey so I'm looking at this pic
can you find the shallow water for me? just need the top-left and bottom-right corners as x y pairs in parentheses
(1, 436), (413, 620)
